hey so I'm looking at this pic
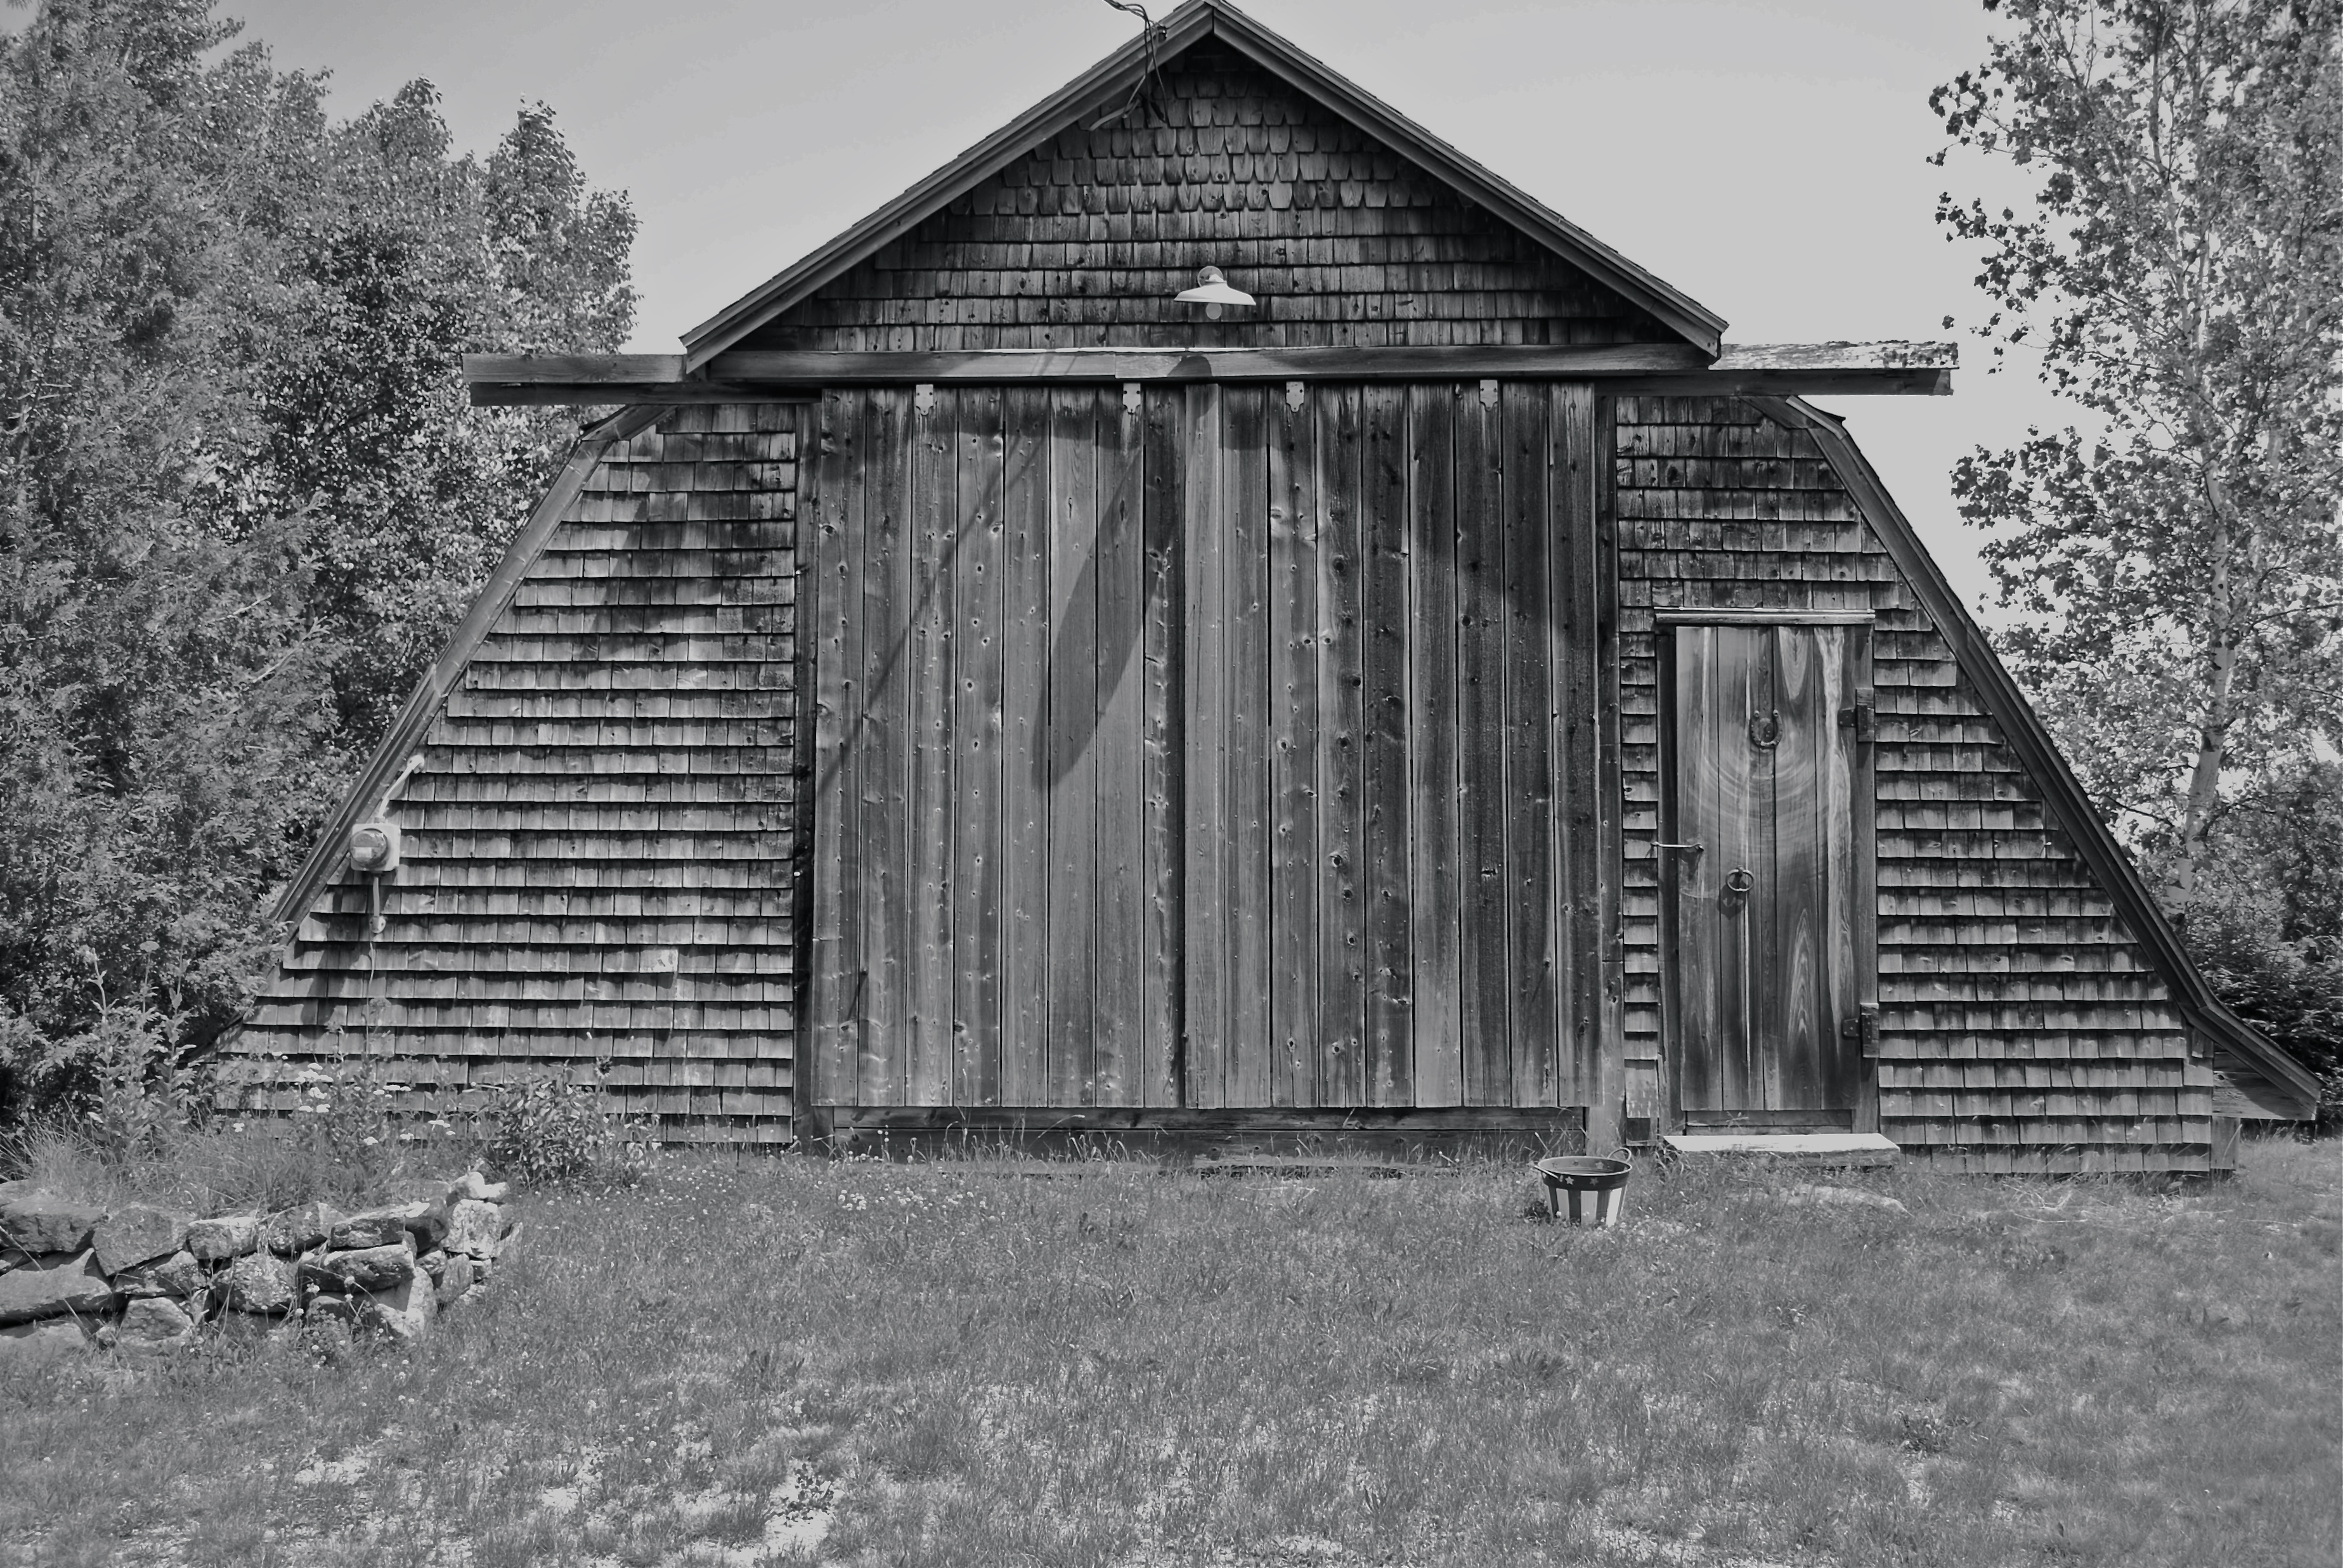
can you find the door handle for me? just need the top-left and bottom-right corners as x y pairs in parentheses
(1718, 866), (1754, 915)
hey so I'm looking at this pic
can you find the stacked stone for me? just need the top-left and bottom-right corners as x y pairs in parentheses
(0, 1172), (518, 1364)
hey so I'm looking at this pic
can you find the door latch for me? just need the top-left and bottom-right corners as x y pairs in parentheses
(1718, 867), (1754, 915)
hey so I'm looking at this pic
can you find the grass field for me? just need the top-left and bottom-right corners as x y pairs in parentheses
(4, 1137), (2338, 1568)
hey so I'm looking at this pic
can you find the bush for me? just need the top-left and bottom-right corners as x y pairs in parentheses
(2165, 771), (2343, 1132)
(483, 1074), (653, 1189)
(0, 8), (636, 1134)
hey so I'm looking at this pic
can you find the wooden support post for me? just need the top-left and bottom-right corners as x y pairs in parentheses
(1556, 385), (1624, 1155)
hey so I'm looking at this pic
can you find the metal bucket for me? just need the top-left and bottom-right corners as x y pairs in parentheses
(1532, 1155), (1632, 1228)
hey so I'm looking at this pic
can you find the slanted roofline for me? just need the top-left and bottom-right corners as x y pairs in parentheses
(1756, 397), (2319, 1118)
(679, 0), (1729, 369)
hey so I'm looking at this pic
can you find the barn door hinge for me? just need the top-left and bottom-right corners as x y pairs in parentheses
(1840, 1002), (1881, 1058)
(1838, 693), (1876, 742)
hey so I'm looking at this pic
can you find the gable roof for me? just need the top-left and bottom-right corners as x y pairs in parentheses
(680, 0), (1728, 369)
(1755, 396), (2320, 1118)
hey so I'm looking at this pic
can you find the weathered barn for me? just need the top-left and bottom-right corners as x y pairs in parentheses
(231, 0), (2318, 1167)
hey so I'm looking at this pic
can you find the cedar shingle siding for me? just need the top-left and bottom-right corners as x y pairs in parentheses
(1615, 398), (2221, 1170)
(237, 407), (803, 1137)
(739, 42), (1679, 354)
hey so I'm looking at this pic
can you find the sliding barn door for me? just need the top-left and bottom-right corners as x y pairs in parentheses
(805, 387), (1179, 1109)
(1662, 621), (1874, 1125)
(807, 381), (1602, 1114)
(1175, 382), (1598, 1110)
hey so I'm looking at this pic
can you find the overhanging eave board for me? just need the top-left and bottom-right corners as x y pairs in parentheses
(465, 342), (1956, 404)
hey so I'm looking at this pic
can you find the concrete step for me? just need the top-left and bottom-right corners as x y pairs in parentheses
(1661, 1132), (1901, 1169)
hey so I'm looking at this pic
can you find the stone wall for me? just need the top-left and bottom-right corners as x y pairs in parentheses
(0, 1172), (518, 1365)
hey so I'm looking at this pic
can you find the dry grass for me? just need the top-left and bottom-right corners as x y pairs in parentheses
(4, 1137), (2337, 1567)
(4, 1119), (459, 1218)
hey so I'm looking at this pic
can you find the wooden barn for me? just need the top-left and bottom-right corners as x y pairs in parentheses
(230, 0), (2317, 1168)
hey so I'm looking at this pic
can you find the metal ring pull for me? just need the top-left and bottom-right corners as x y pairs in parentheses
(1718, 866), (1755, 915)
(1747, 710), (1781, 749)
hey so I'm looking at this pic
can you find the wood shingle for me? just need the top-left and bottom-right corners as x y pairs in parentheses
(235, 406), (805, 1139)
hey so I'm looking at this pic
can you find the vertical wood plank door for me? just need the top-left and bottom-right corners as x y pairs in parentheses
(1178, 382), (1592, 1110)
(808, 386), (1173, 1108)
(808, 382), (1599, 1114)
(1663, 623), (1871, 1122)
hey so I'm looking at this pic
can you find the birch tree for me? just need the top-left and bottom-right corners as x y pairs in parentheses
(1933, 0), (2343, 915)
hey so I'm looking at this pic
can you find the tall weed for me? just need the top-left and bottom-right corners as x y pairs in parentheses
(483, 1073), (655, 1190)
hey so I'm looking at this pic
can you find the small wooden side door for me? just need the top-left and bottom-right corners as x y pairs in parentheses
(1661, 620), (1875, 1129)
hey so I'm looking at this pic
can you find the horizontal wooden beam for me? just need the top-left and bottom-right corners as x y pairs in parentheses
(1652, 609), (1878, 625)
(465, 353), (690, 384)
(705, 343), (1718, 382)
(463, 340), (1956, 404)
(1616, 370), (1951, 397)
(472, 381), (814, 408)
(1713, 340), (1957, 372)
(826, 1106), (1585, 1132)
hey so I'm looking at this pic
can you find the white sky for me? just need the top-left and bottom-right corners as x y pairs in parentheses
(209, 0), (2065, 615)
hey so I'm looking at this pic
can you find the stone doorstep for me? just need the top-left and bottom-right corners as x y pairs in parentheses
(1661, 1132), (1903, 1169)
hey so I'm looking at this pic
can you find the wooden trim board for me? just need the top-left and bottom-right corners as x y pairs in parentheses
(1653, 609), (1879, 626)
(465, 344), (1956, 405)
(828, 1106), (1585, 1132)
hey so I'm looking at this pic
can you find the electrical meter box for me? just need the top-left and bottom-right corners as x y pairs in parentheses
(347, 820), (401, 874)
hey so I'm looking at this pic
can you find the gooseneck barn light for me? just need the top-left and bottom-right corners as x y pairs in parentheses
(1174, 265), (1256, 320)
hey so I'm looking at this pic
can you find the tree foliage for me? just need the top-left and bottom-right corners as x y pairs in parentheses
(1933, 0), (2343, 1089)
(0, 0), (636, 1118)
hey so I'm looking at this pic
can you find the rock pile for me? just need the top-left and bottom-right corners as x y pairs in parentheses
(0, 1172), (519, 1365)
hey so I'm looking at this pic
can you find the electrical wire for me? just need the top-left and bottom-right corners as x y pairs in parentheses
(1093, 0), (1165, 130)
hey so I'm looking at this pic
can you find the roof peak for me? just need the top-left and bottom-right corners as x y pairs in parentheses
(680, 0), (1726, 368)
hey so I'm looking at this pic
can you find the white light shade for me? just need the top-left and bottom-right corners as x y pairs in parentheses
(1173, 265), (1255, 309)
